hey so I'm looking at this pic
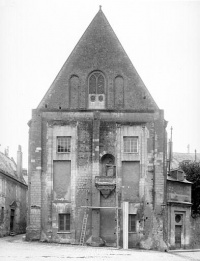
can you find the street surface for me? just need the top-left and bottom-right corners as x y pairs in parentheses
(0, 234), (200, 261)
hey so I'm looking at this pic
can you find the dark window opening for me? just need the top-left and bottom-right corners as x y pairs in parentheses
(129, 214), (136, 232)
(59, 213), (70, 231)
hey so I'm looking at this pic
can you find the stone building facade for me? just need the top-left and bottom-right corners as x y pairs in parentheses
(0, 146), (28, 237)
(26, 9), (168, 250)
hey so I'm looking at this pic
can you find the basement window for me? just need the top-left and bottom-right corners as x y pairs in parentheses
(59, 213), (70, 231)
(57, 137), (71, 153)
(129, 214), (136, 232)
(123, 137), (138, 153)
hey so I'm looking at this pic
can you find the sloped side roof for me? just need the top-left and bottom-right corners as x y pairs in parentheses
(38, 9), (159, 111)
(0, 152), (17, 176)
(0, 152), (26, 185)
(171, 152), (200, 169)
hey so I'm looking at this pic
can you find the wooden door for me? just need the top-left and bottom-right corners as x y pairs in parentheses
(10, 209), (15, 232)
(175, 225), (182, 249)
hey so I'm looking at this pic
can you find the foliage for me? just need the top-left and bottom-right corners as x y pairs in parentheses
(180, 161), (200, 217)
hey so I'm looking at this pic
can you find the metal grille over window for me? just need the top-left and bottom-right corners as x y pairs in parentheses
(123, 137), (138, 153)
(57, 137), (71, 153)
(59, 214), (70, 231)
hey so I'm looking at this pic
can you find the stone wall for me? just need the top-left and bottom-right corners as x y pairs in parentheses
(0, 174), (27, 237)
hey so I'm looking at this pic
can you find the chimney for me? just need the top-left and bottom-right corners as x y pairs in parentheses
(187, 144), (190, 154)
(4, 146), (9, 157)
(168, 127), (173, 174)
(17, 145), (23, 179)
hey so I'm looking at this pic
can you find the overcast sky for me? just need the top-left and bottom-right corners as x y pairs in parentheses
(0, 0), (200, 168)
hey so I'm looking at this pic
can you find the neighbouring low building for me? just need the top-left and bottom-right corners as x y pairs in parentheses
(167, 168), (192, 249)
(0, 146), (28, 237)
(166, 151), (200, 250)
(171, 152), (200, 169)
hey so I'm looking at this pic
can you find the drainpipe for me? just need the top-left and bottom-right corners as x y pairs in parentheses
(153, 122), (156, 210)
(163, 120), (168, 248)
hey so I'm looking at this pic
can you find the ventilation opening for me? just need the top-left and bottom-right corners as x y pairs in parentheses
(45, 104), (47, 108)
(59, 106), (61, 110)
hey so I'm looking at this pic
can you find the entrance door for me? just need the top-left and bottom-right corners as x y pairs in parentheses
(175, 225), (182, 249)
(100, 191), (116, 246)
(10, 209), (15, 232)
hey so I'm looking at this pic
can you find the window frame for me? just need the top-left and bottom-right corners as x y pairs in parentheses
(57, 136), (71, 154)
(88, 71), (105, 95)
(58, 213), (70, 232)
(123, 136), (139, 154)
(129, 214), (136, 233)
(88, 71), (106, 109)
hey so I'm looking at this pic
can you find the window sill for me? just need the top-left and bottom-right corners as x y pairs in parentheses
(57, 231), (71, 234)
(124, 152), (139, 154)
(128, 232), (137, 234)
(57, 152), (71, 154)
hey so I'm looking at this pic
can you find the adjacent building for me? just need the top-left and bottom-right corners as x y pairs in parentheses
(0, 146), (28, 237)
(167, 168), (192, 249)
(167, 151), (200, 250)
(26, 8), (168, 250)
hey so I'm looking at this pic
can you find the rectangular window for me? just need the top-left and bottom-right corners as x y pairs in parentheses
(57, 137), (71, 153)
(129, 214), (136, 232)
(123, 137), (138, 153)
(59, 214), (70, 231)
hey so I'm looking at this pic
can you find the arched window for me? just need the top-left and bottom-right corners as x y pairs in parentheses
(88, 71), (105, 109)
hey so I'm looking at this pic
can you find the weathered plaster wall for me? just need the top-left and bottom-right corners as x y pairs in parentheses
(27, 110), (167, 250)
(0, 175), (27, 237)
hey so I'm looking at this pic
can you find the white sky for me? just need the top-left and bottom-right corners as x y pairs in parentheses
(0, 0), (200, 168)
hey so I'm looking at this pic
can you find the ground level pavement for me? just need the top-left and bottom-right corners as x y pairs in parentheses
(0, 234), (200, 261)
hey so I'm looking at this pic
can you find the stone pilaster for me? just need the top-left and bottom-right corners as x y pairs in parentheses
(87, 112), (104, 246)
(26, 110), (42, 241)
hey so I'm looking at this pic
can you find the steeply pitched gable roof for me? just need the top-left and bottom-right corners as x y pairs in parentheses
(38, 9), (159, 111)
(0, 152), (27, 185)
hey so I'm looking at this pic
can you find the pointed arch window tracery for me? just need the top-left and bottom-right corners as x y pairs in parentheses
(88, 71), (105, 109)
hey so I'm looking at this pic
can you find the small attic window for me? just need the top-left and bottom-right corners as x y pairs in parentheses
(88, 71), (105, 109)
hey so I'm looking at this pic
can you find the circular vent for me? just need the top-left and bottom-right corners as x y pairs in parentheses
(175, 214), (181, 223)
(90, 95), (96, 102)
(98, 95), (103, 102)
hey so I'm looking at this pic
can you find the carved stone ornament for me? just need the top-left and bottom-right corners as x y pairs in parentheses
(95, 176), (116, 198)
